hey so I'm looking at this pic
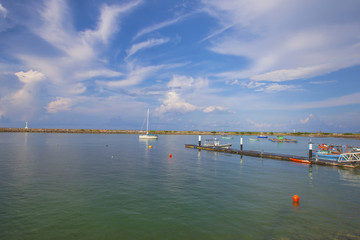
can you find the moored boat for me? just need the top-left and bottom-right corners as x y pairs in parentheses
(221, 134), (233, 139)
(289, 158), (311, 164)
(139, 109), (158, 140)
(202, 138), (232, 149)
(269, 136), (297, 143)
(257, 135), (268, 138)
(314, 144), (360, 165)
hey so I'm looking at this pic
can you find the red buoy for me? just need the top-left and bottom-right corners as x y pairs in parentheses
(293, 195), (300, 202)
(169, 154), (172, 158)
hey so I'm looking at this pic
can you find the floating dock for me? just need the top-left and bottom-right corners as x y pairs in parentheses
(185, 144), (360, 168)
(268, 138), (298, 143)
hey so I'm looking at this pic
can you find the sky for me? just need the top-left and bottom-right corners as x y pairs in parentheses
(0, 0), (360, 132)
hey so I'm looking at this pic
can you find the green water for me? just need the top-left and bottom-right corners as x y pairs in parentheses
(0, 133), (359, 239)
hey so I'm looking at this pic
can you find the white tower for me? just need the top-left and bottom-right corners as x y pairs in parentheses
(25, 122), (28, 129)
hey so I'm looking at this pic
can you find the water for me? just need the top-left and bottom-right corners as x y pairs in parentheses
(0, 133), (360, 239)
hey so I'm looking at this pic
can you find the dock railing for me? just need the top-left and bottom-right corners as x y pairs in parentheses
(338, 152), (360, 162)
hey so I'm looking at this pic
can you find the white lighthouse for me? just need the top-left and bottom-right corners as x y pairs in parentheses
(25, 122), (28, 129)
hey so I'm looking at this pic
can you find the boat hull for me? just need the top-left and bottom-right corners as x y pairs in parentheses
(289, 158), (311, 164)
(202, 144), (232, 149)
(139, 134), (158, 139)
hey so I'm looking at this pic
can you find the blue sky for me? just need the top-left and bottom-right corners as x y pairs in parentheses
(0, 0), (360, 132)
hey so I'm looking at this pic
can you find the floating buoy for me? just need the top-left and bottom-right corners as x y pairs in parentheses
(292, 195), (300, 202)
(169, 154), (172, 158)
(149, 145), (152, 149)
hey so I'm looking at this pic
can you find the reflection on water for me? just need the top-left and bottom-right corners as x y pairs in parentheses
(338, 168), (360, 187)
(0, 133), (360, 239)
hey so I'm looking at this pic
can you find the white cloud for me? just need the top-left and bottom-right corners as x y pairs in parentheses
(68, 83), (86, 95)
(11, 70), (45, 105)
(74, 69), (124, 80)
(167, 75), (208, 89)
(250, 64), (335, 82)
(256, 83), (298, 93)
(14, 70), (45, 84)
(97, 64), (164, 88)
(46, 97), (73, 113)
(126, 38), (169, 58)
(269, 92), (360, 111)
(296, 92), (360, 109)
(247, 119), (272, 130)
(203, 106), (226, 113)
(0, 3), (7, 18)
(203, 0), (360, 82)
(134, 13), (190, 39)
(0, 70), (46, 120)
(310, 80), (337, 85)
(300, 114), (313, 124)
(241, 81), (265, 89)
(156, 90), (229, 115)
(0, 3), (10, 32)
(156, 91), (199, 114)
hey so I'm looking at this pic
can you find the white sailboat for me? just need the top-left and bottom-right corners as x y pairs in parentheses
(139, 109), (158, 139)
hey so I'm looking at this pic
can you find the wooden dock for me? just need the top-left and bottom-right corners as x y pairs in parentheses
(185, 144), (360, 168)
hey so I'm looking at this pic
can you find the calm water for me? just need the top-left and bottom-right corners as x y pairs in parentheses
(1, 133), (360, 240)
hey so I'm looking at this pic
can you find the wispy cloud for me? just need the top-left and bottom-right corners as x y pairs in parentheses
(246, 119), (272, 130)
(46, 97), (73, 113)
(203, 0), (360, 83)
(300, 114), (313, 124)
(277, 92), (360, 110)
(250, 64), (336, 82)
(256, 83), (298, 93)
(96, 62), (185, 88)
(126, 38), (169, 59)
(134, 11), (195, 39)
(199, 23), (234, 42)
(310, 80), (337, 85)
(83, 0), (143, 44)
(0, 3), (7, 18)
(97, 66), (161, 88)
(0, 3), (11, 31)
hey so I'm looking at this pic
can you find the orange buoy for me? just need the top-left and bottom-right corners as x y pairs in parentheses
(292, 195), (300, 202)
(169, 154), (172, 158)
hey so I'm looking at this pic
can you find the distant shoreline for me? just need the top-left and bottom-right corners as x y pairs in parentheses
(1, 127), (359, 139)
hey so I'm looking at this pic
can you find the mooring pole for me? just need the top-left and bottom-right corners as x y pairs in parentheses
(308, 141), (313, 160)
(240, 137), (243, 152)
(198, 135), (201, 146)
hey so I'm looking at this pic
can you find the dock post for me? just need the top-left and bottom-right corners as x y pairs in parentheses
(308, 142), (313, 160)
(198, 136), (201, 146)
(240, 137), (243, 152)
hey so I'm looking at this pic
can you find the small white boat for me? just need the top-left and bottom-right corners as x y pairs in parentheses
(221, 134), (233, 139)
(202, 138), (232, 149)
(139, 109), (158, 140)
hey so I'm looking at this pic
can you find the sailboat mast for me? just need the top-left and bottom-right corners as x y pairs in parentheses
(146, 108), (149, 135)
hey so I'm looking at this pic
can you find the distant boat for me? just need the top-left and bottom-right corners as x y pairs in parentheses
(139, 109), (158, 140)
(221, 134), (233, 139)
(202, 138), (232, 149)
(269, 136), (297, 143)
(257, 135), (268, 138)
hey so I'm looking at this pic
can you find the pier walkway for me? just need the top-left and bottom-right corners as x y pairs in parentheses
(185, 144), (360, 168)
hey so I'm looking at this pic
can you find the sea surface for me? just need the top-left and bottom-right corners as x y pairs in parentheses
(0, 133), (360, 240)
